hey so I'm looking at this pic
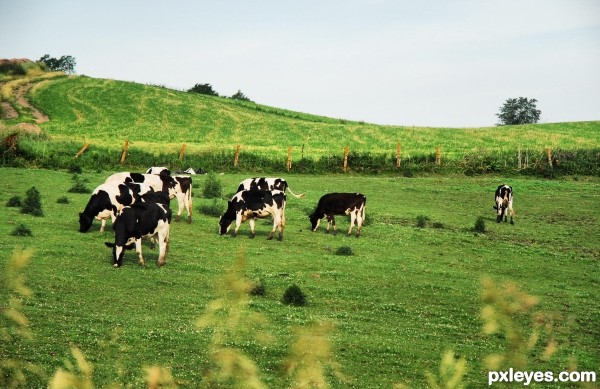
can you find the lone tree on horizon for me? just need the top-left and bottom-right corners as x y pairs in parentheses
(187, 83), (219, 96)
(496, 97), (541, 126)
(39, 54), (76, 74)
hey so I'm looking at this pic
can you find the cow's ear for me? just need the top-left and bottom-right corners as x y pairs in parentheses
(105, 242), (115, 248)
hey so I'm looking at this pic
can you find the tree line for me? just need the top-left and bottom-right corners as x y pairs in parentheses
(187, 83), (253, 102)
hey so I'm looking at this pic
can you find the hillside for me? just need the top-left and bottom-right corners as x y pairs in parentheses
(1, 73), (599, 173)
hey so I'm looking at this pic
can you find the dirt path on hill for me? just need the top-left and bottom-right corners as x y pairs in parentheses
(16, 84), (49, 123)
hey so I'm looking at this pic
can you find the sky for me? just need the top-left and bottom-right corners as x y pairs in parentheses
(1, 0), (599, 127)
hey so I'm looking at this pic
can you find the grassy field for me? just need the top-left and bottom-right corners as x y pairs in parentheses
(1, 167), (598, 387)
(7, 75), (598, 158)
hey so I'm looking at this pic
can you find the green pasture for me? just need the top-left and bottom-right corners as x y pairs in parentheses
(1, 167), (598, 387)
(17, 76), (600, 157)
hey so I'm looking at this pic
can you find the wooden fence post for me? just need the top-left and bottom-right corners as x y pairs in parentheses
(435, 145), (441, 166)
(179, 143), (187, 160)
(75, 143), (90, 159)
(518, 145), (522, 169)
(286, 147), (292, 171)
(234, 144), (241, 167)
(395, 142), (401, 167)
(546, 147), (553, 168)
(343, 145), (349, 173)
(120, 139), (129, 163)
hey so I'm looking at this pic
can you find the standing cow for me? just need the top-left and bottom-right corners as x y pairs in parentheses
(309, 193), (367, 236)
(105, 172), (192, 223)
(104, 202), (171, 267)
(494, 184), (514, 224)
(219, 190), (286, 240)
(237, 177), (304, 198)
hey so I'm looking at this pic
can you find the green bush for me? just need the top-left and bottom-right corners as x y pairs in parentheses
(11, 223), (33, 237)
(335, 246), (354, 256)
(282, 284), (307, 306)
(250, 278), (266, 296)
(474, 216), (486, 233)
(198, 199), (225, 217)
(56, 196), (70, 204)
(68, 174), (91, 194)
(416, 215), (430, 228)
(6, 196), (22, 207)
(202, 172), (222, 199)
(21, 187), (43, 216)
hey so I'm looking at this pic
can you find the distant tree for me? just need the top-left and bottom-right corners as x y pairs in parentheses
(39, 54), (76, 74)
(230, 90), (252, 102)
(496, 97), (541, 126)
(187, 83), (219, 96)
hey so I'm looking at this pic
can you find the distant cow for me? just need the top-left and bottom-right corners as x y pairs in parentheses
(79, 182), (160, 233)
(237, 177), (304, 199)
(494, 185), (514, 224)
(145, 166), (171, 177)
(309, 193), (367, 236)
(104, 202), (171, 267)
(219, 190), (286, 240)
(105, 172), (192, 223)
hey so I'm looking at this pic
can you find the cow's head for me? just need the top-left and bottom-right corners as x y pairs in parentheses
(309, 213), (321, 231)
(79, 212), (93, 232)
(218, 215), (233, 235)
(104, 241), (135, 267)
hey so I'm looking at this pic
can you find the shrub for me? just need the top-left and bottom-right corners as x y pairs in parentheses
(21, 187), (43, 216)
(416, 215), (430, 228)
(202, 172), (222, 199)
(11, 223), (32, 237)
(198, 199), (225, 217)
(67, 163), (83, 174)
(432, 222), (445, 229)
(6, 196), (22, 207)
(250, 278), (266, 296)
(474, 216), (486, 233)
(282, 284), (307, 306)
(68, 174), (91, 194)
(56, 196), (70, 204)
(335, 246), (353, 256)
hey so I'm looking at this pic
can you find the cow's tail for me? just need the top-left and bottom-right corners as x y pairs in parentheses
(286, 187), (305, 199)
(361, 197), (366, 222)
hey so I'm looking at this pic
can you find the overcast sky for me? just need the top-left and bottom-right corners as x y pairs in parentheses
(2, 1), (599, 127)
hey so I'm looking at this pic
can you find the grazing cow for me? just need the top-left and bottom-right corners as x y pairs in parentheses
(494, 184), (514, 224)
(219, 190), (286, 240)
(105, 172), (192, 223)
(237, 177), (304, 199)
(78, 182), (158, 233)
(145, 166), (171, 177)
(104, 202), (171, 267)
(309, 193), (367, 236)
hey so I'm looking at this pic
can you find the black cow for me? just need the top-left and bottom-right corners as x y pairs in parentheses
(105, 172), (192, 223)
(79, 182), (160, 233)
(104, 202), (171, 267)
(309, 193), (367, 236)
(219, 190), (286, 240)
(237, 177), (304, 199)
(494, 184), (514, 224)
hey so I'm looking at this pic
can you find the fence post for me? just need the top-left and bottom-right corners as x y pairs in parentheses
(179, 143), (187, 160)
(395, 142), (401, 167)
(518, 145), (522, 169)
(343, 145), (349, 173)
(234, 144), (240, 167)
(120, 139), (129, 163)
(75, 143), (90, 159)
(286, 147), (292, 171)
(435, 145), (441, 166)
(546, 147), (553, 168)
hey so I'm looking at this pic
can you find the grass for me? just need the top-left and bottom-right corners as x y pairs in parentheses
(1, 167), (598, 387)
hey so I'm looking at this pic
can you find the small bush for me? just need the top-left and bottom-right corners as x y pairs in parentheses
(202, 172), (222, 199)
(11, 223), (33, 237)
(68, 174), (91, 194)
(416, 215), (430, 228)
(282, 284), (307, 306)
(21, 187), (43, 216)
(67, 163), (83, 174)
(6, 196), (22, 207)
(474, 216), (486, 233)
(432, 222), (445, 229)
(335, 246), (353, 256)
(56, 196), (70, 204)
(250, 278), (266, 296)
(198, 199), (225, 217)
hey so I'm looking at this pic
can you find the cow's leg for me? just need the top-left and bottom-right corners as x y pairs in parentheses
(355, 208), (364, 237)
(135, 239), (145, 266)
(331, 215), (337, 235)
(100, 218), (106, 233)
(269, 213), (283, 240)
(157, 227), (169, 267)
(279, 208), (285, 240)
(249, 218), (256, 239)
(175, 195), (184, 222)
(186, 194), (192, 224)
(325, 215), (331, 233)
(233, 214), (242, 237)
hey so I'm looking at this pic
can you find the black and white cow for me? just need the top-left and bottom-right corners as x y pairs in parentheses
(219, 190), (286, 240)
(104, 202), (171, 267)
(237, 177), (304, 199)
(309, 193), (367, 236)
(494, 184), (514, 224)
(145, 166), (171, 177)
(78, 182), (159, 233)
(105, 172), (192, 223)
